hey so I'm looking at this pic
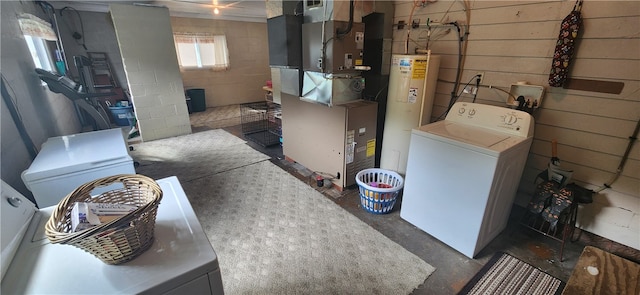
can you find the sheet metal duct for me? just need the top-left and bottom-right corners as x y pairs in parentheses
(266, 0), (301, 19)
(304, 0), (338, 23)
(301, 71), (363, 106)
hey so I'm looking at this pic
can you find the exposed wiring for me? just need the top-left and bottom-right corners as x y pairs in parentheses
(414, 24), (453, 52)
(1, 74), (39, 158)
(438, 1), (471, 108)
(439, 0), (458, 24)
(336, 0), (354, 37)
(446, 21), (464, 113)
(60, 6), (87, 51)
(594, 117), (640, 193)
(436, 74), (482, 121)
(1, 74), (23, 123)
(472, 75), (480, 103)
(437, 77), (521, 104)
(405, 0), (421, 54)
(373, 83), (389, 102)
(480, 84), (518, 102)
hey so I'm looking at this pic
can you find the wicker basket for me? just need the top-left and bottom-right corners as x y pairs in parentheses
(45, 174), (163, 265)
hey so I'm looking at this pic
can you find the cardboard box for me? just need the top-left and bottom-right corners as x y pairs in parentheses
(71, 202), (138, 232)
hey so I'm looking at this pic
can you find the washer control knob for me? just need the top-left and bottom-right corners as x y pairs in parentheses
(458, 107), (466, 114)
(469, 109), (476, 116)
(504, 114), (518, 125)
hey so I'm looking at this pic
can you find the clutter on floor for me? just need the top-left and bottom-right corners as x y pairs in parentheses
(562, 246), (640, 295)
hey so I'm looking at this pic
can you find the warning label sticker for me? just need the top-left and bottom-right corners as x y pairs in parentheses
(408, 87), (418, 103)
(366, 139), (376, 158)
(412, 59), (427, 79)
(346, 130), (355, 164)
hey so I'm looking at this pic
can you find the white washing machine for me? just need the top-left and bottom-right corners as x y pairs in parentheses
(400, 102), (534, 258)
(1, 176), (224, 294)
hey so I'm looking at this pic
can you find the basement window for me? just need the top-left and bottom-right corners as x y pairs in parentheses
(24, 35), (54, 72)
(18, 13), (57, 75)
(307, 0), (323, 8)
(174, 33), (229, 70)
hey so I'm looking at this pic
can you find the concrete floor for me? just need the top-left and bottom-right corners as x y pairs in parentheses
(210, 122), (640, 294)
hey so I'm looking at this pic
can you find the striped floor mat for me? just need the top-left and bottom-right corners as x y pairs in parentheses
(459, 252), (565, 295)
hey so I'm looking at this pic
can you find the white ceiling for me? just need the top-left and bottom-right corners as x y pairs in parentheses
(49, 0), (268, 23)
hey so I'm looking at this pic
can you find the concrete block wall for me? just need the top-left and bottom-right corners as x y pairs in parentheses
(109, 3), (191, 141)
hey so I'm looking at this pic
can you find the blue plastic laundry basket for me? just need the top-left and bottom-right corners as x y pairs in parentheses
(355, 168), (404, 214)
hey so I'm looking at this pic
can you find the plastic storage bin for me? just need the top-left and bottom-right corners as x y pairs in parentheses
(108, 106), (133, 126)
(356, 168), (404, 214)
(186, 89), (206, 112)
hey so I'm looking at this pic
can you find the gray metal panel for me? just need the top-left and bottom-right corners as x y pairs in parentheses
(270, 67), (282, 104)
(267, 15), (302, 67)
(302, 21), (365, 74)
(344, 101), (378, 187)
(280, 68), (301, 96)
(281, 93), (346, 187)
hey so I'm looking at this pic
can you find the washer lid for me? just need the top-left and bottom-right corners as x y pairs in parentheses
(427, 122), (511, 147)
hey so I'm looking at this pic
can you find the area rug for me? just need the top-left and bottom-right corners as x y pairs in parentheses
(183, 160), (435, 294)
(130, 129), (434, 294)
(189, 105), (241, 129)
(130, 129), (269, 181)
(459, 252), (565, 295)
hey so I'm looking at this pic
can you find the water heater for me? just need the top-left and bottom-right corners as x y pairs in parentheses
(380, 53), (440, 175)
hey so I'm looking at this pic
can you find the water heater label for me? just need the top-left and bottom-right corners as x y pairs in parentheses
(412, 59), (427, 79)
(408, 87), (418, 103)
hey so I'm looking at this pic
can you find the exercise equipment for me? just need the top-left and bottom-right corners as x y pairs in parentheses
(36, 68), (112, 130)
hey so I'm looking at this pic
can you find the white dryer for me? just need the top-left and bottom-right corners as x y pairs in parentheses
(2, 176), (224, 294)
(400, 102), (534, 258)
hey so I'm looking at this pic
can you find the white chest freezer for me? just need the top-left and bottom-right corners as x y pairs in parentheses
(1, 176), (224, 294)
(22, 128), (135, 208)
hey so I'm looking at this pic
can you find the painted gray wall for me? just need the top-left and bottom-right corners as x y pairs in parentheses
(1, 1), (82, 203)
(57, 10), (127, 90)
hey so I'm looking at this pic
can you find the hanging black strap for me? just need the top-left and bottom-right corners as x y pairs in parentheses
(1, 76), (38, 159)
